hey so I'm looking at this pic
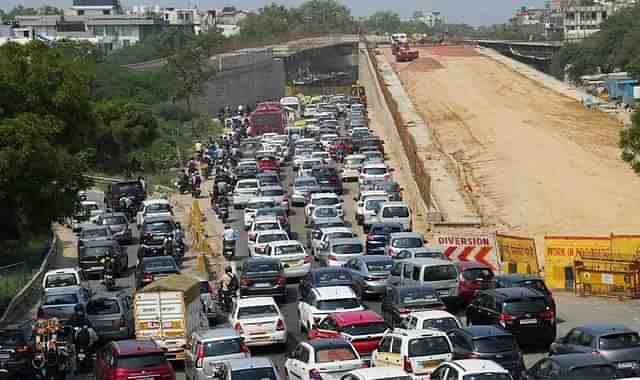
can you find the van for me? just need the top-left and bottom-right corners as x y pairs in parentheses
(373, 202), (411, 231)
(389, 259), (459, 300)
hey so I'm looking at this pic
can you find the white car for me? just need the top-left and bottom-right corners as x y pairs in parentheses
(248, 229), (289, 257)
(237, 159), (258, 171)
(294, 149), (313, 170)
(248, 216), (285, 241)
(264, 240), (311, 278)
(285, 340), (364, 380)
(298, 158), (324, 177)
(319, 134), (339, 150)
(233, 179), (260, 209)
(355, 190), (389, 225)
(71, 201), (104, 232)
(371, 328), (453, 379)
(362, 196), (389, 232)
(362, 150), (384, 164)
(350, 127), (370, 138)
(305, 193), (343, 218)
(312, 151), (332, 163)
(374, 202), (412, 232)
(298, 286), (363, 332)
(358, 163), (390, 185)
(402, 310), (462, 332)
(339, 368), (412, 380)
(341, 155), (366, 182)
(261, 133), (278, 143)
(430, 360), (512, 380)
(313, 227), (357, 258)
(42, 268), (90, 294)
(229, 297), (287, 348)
(259, 186), (289, 211)
(136, 199), (172, 228)
(244, 197), (277, 229)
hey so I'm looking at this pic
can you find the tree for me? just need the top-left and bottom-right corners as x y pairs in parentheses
(620, 112), (640, 174)
(364, 11), (402, 34)
(238, 4), (292, 41)
(296, 0), (354, 33)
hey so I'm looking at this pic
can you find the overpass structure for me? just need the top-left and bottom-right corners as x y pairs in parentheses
(474, 39), (563, 61)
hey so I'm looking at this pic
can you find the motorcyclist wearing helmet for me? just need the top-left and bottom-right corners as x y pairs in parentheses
(67, 305), (92, 329)
(223, 224), (238, 243)
(221, 265), (238, 292)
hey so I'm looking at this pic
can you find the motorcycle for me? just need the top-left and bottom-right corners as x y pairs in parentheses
(73, 326), (96, 375)
(223, 239), (236, 260)
(192, 183), (201, 198)
(217, 281), (236, 313)
(102, 262), (115, 291)
(216, 204), (229, 222)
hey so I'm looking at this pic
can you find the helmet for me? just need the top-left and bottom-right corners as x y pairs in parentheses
(225, 224), (230, 229)
(225, 265), (232, 274)
(238, 105), (244, 112)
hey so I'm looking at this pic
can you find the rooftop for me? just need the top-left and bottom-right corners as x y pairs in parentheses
(73, 0), (119, 7)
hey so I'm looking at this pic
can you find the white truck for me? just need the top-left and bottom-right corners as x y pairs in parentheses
(134, 274), (208, 361)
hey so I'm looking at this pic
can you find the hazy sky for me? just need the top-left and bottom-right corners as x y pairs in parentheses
(0, 0), (548, 26)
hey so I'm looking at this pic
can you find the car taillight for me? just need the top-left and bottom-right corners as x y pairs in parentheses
(276, 319), (285, 331)
(16, 345), (31, 353)
(328, 255), (337, 261)
(463, 352), (481, 359)
(360, 362), (369, 368)
(304, 255), (312, 263)
(276, 276), (286, 285)
(384, 174), (390, 180)
(309, 369), (323, 380)
(403, 356), (413, 373)
(240, 342), (250, 353)
(234, 322), (244, 335)
(499, 313), (515, 327)
(398, 308), (409, 314)
(329, 176), (338, 182)
(540, 309), (555, 320)
(195, 343), (204, 368)
(255, 245), (265, 253)
(143, 272), (152, 280)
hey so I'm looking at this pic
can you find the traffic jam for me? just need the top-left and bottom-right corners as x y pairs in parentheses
(9, 92), (640, 380)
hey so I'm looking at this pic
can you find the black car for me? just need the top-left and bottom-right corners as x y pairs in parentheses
(140, 216), (181, 253)
(494, 274), (556, 313)
(239, 257), (286, 302)
(466, 287), (556, 347)
(298, 267), (354, 300)
(104, 180), (146, 212)
(526, 353), (617, 380)
(235, 166), (258, 179)
(306, 218), (347, 248)
(448, 326), (525, 380)
(78, 240), (128, 279)
(366, 223), (404, 255)
(136, 256), (180, 288)
(95, 212), (133, 245)
(381, 285), (446, 328)
(311, 166), (343, 195)
(0, 322), (34, 379)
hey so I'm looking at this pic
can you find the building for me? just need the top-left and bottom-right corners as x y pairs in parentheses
(563, 0), (637, 41)
(215, 6), (248, 27)
(415, 11), (443, 28)
(511, 6), (546, 25)
(68, 0), (122, 16)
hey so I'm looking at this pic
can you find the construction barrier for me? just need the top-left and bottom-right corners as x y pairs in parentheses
(189, 200), (216, 256)
(496, 233), (539, 275)
(434, 232), (498, 271)
(544, 235), (612, 290)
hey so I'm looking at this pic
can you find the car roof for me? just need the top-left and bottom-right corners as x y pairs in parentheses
(44, 285), (83, 295)
(112, 339), (162, 356)
(409, 310), (458, 320)
(247, 197), (276, 204)
(81, 201), (99, 206)
(311, 192), (339, 198)
(45, 268), (82, 275)
(381, 201), (408, 208)
(401, 258), (453, 266)
(362, 162), (387, 168)
(311, 267), (351, 277)
(345, 154), (366, 159)
(295, 176), (317, 182)
(448, 359), (509, 374)
(312, 286), (356, 300)
(81, 224), (110, 231)
(329, 310), (384, 326)
(371, 222), (404, 229)
(395, 285), (439, 296)
(142, 256), (176, 263)
(548, 353), (611, 368)
(487, 287), (544, 299)
(305, 338), (353, 350)
(236, 296), (278, 307)
(330, 238), (362, 246)
(390, 232), (422, 239)
(321, 227), (354, 234)
(143, 199), (169, 205)
(82, 240), (115, 248)
(101, 212), (127, 218)
(260, 186), (284, 191)
(255, 229), (288, 236)
(461, 326), (513, 338)
(195, 328), (241, 341)
(346, 368), (408, 379)
(576, 324), (635, 335)
(254, 216), (279, 223)
(495, 273), (543, 282)
(389, 327), (447, 338)
(144, 215), (174, 223)
(267, 240), (304, 248)
(360, 255), (393, 264)
(226, 357), (276, 371)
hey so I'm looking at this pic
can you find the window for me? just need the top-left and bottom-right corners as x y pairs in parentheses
(392, 238), (422, 249)
(203, 339), (243, 357)
(501, 298), (546, 314)
(318, 318), (338, 332)
(403, 264), (412, 279)
(391, 263), (402, 276)
(449, 332), (472, 351)
(568, 365), (615, 379)
(77, 10), (84, 15)
(298, 346), (309, 363)
(599, 333), (640, 350)
(115, 353), (167, 368)
(423, 318), (460, 332)
(379, 336), (392, 352)
(231, 367), (278, 380)
(423, 265), (457, 281)
(391, 337), (402, 353)
(566, 329), (583, 345)
(412, 266), (421, 281)
(473, 336), (516, 353)
(382, 207), (409, 218)
(45, 273), (78, 288)
(315, 347), (357, 363)
(462, 268), (493, 281)
(43, 293), (78, 305)
(237, 305), (278, 319)
(408, 337), (451, 357)
(316, 298), (359, 311)
(579, 333), (594, 347)
(87, 298), (120, 315)
(103, 9), (110, 15)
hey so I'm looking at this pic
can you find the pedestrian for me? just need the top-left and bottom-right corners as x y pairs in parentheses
(138, 176), (146, 193)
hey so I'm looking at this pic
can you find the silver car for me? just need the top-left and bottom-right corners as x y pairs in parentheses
(96, 212), (132, 245)
(233, 179), (260, 209)
(39, 286), (90, 321)
(344, 255), (394, 297)
(321, 238), (364, 267)
(86, 291), (134, 340)
(212, 357), (280, 380)
(291, 176), (321, 206)
(184, 329), (250, 380)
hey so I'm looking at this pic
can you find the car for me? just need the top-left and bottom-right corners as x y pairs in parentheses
(308, 310), (387, 362)
(96, 212), (133, 245)
(354, 190), (389, 225)
(494, 274), (556, 313)
(136, 256), (180, 288)
(244, 197), (277, 229)
(0, 321), (35, 380)
(291, 176), (321, 207)
(343, 255), (394, 297)
(42, 267), (90, 292)
(264, 240), (312, 278)
(389, 260), (459, 302)
(70, 200), (104, 232)
(456, 262), (495, 306)
(78, 240), (128, 279)
(314, 227), (358, 258)
(525, 353), (618, 380)
(362, 150), (384, 164)
(285, 339), (364, 380)
(365, 223), (404, 255)
(465, 287), (556, 347)
(233, 179), (260, 209)
(402, 310), (462, 333)
(305, 193), (343, 219)
(306, 218), (348, 249)
(371, 328), (453, 378)
(140, 215), (181, 253)
(319, 134), (339, 150)
(381, 285), (447, 328)
(358, 162), (390, 185)
(298, 158), (324, 177)
(77, 224), (113, 251)
(259, 186), (289, 211)
(95, 340), (174, 380)
(550, 324), (640, 377)
(235, 165), (258, 180)
(104, 180), (146, 212)
(339, 368), (412, 380)
(212, 357), (281, 380)
(229, 297), (287, 348)
(86, 291), (134, 340)
(373, 202), (412, 232)
(312, 166), (343, 194)
(298, 268), (355, 300)
(248, 229), (289, 257)
(298, 286), (364, 332)
(392, 246), (448, 261)
(447, 326), (524, 379)
(321, 238), (364, 267)
(341, 154), (366, 182)
(384, 232), (424, 257)
(38, 285), (90, 321)
(256, 172), (281, 188)
(430, 359), (513, 380)
(307, 206), (342, 226)
(312, 150), (333, 163)
(351, 127), (370, 139)
(254, 206), (291, 234)
(238, 257), (287, 301)
(184, 328), (250, 380)
(362, 197), (390, 233)
(256, 152), (279, 172)
(248, 216), (285, 241)
(136, 199), (172, 228)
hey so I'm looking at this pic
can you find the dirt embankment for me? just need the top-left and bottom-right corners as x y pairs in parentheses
(385, 46), (640, 243)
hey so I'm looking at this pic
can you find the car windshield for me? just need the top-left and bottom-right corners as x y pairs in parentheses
(423, 265), (457, 281)
(232, 367), (278, 380)
(303, 161), (321, 169)
(599, 332), (640, 349)
(238, 182), (258, 189)
(237, 305), (279, 319)
(315, 347), (357, 363)
(462, 268), (493, 281)
(258, 233), (288, 244)
(44, 293), (78, 305)
(316, 298), (360, 311)
(364, 167), (386, 175)
(248, 202), (274, 210)
(274, 244), (305, 256)
(87, 298), (120, 315)
(422, 318), (460, 332)
(568, 365), (616, 380)
(262, 189), (284, 197)
(116, 353), (167, 368)
(371, 225), (403, 235)
(315, 208), (338, 218)
(45, 273), (78, 288)
(256, 209), (286, 218)
(82, 246), (111, 257)
(0, 331), (25, 345)
(346, 158), (364, 166)
(146, 204), (171, 213)
(516, 279), (549, 294)
(415, 251), (445, 259)
(342, 322), (387, 336)
(144, 258), (176, 270)
(102, 216), (127, 225)
(296, 180), (317, 187)
(256, 223), (280, 231)
(203, 339), (243, 357)
(382, 207), (409, 218)
(366, 262), (393, 272)
(316, 271), (351, 285)
(366, 199), (386, 211)
(463, 374), (511, 380)
(392, 238), (422, 248)
(401, 290), (440, 305)
(333, 244), (363, 255)
(144, 222), (172, 233)
(474, 336), (517, 353)
(81, 229), (109, 239)
(114, 183), (142, 195)
(245, 262), (280, 274)
(408, 336), (451, 357)
(502, 299), (546, 314)
(314, 198), (339, 206)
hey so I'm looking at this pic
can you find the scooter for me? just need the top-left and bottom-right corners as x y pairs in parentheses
(223, 239), (235, 260)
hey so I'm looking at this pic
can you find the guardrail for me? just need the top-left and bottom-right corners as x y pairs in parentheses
(84, 174), (123, 184)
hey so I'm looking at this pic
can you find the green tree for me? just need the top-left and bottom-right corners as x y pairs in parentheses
(296, 0), (354, 33)
(620, 112), (640, 174)
(364, 11), (402, 34)
(238, 4), (292, 41)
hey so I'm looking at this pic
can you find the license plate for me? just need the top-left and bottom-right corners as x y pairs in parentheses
(421, 360), (440, 368)
(520, 318), (538, 325)
(618, 362), (635, 369)
(254, 282), (270, 288)
(285, 261), (301, 268)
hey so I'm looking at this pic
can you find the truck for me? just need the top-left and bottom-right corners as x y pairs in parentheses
(248, 102), (286, 137)
(134, 274), (208, 361)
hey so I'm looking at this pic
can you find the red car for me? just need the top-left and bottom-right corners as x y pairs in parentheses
(457, 261), (495, 305)
(95, 340), (175, 380)
(308, 310), (387, 361)
(256, 153), (279, 173)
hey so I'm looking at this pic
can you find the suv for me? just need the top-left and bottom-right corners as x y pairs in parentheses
(42, 268), (89, 292)
(312, 166), (343, 195)
(86, 291), (134, 340)
(366, 223), (404, 255)
(431, 360), (512, 380)
(466, 287), (556, 347)
(384, 232), (424, 257)
(96, 212), (132, 245)
(298, 286), (363, 332)
(77, 225), (113, 252)
(457, 262), (495, 306)
(140, 216), (181, 252)
(305, 193), (343, 219)
(239, 257), (286, 302)
(78, 240), (128, 279)
(0, 321), (34, 379)
(371, 328), (453, 378)
(184, 328), (250, 380)
(494, 274), (556, 313)
(104, 181), (146, 212)
(95, 340), (174, 380)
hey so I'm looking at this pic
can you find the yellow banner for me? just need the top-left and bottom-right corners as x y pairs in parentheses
(544, 236), (610, 289)
(496, 234), (538, 275)
(610, 234), (640, 261)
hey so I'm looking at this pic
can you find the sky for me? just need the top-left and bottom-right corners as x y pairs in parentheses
(0, 0), (548, 26)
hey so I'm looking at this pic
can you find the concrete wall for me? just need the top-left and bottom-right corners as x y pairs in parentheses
(283, 42), (359, 84)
